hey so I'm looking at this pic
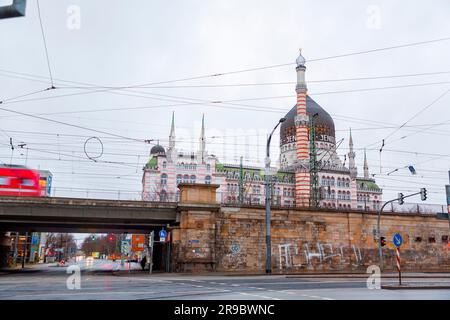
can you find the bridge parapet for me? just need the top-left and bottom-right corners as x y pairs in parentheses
(0, 196), (178, 209)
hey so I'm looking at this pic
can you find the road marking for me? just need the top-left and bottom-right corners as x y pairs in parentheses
(11, 291), (156, 297)
(237, 292), (281, 300)
(287, 292), (334, 300)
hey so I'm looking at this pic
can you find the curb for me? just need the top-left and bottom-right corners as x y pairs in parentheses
(382, 285), (450, 290)
(286, 274), (450, 279)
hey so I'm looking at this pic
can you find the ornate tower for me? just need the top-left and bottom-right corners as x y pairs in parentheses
(363, 149), (370, 179)
(294, 49), (311, 207)
(348, 128), (358, 179)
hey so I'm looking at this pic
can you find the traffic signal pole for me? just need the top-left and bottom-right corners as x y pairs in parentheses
(377, 189), (426, 271)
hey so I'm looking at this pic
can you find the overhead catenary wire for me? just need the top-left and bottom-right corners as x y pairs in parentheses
(36, 0), (54, 88)
(1, 35), (450, 108)
(0, 87), (54, 104)
(3, 79), (450, 108)
(35, 36), (450, 90)
(29, 70), (450, 89)
(367, 87), (450, 150)
(0, 105), (151, 143)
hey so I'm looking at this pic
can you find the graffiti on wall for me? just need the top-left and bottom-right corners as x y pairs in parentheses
(278, 242), (365, 270)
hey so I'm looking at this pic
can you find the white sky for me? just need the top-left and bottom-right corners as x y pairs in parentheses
(0, 0), (449, 205)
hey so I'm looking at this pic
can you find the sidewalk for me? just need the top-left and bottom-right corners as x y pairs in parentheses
(286, 272), (450, 278)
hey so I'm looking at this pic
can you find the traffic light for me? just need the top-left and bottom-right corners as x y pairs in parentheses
(398, 193), (404, 205)
(91, 235), (96, 241)
(108, 234), (114, 242)
(420, 188), (427, 201)
(380, 236), (387, 247)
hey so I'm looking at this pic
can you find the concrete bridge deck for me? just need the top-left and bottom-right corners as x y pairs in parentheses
(0, 196), (179, 233)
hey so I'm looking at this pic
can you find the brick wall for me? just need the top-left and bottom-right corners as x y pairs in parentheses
(173, 205), (450, 273)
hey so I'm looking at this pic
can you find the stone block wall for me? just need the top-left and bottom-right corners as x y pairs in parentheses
(214, 207), (450, 273)
(173, 205), (450, 273)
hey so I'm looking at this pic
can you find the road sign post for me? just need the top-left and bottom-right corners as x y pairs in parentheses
(149, 231), (154, 275)
(121, 239), (131, 271)
(159, 229), (167, 243)
(393, 233), (403, 286)
(396, 247), (401, 285)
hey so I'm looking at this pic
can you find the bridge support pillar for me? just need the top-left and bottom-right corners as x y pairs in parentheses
(173, 184), (220, 272)
(0, 232), (10, 269)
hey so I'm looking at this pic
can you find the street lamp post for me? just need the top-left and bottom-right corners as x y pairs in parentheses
(377, 189), (426, 270)
(377, 199), (396, 271)
(265, 118), (286, 274)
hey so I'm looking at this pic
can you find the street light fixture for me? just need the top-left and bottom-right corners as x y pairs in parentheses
(377, 188), (427, 270)
(265, 117), (286, 274)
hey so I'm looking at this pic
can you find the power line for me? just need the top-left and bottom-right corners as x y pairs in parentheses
(383, 88), (450, 142)
(0, 87), (53, 104)
(47, 35), (450, 88)
(36, 0), (54, 88)
(1, 35), (450, 107)
(0, 105), (149, 143)
(4, 80), (450, 107)
(367, 87), (450, 149)
(374, 176), (445, 188)
(41, 70), (450, 89)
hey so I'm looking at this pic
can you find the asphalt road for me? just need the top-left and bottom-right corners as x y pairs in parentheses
(1, 259), (450, 300)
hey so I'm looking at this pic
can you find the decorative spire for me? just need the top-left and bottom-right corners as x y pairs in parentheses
(169, 111), (175, 149)
(363, 148), (369, 179)
(349, 127), (353, 147)
(296, 48), (306, 68)
(198, 114), (206, 164)
(295, 48), (307, 93)
(348, 128), (357, 179)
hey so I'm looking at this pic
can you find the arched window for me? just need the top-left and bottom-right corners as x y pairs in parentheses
(183, 174), (189, 183)
(162, 161), (167, 169)
(205, 175), (211, 184)
(160, 173), (168, 185)
(206, 164), (211, 171)
(190, 175), (196, 183)
(176, 174), (182, 185)
(331, 177), (335, 186)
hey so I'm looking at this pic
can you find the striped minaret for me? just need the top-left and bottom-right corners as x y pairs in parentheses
(294, 49), (311, 207)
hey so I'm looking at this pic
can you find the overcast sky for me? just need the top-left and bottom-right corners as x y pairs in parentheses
(1, 0), (449, 207)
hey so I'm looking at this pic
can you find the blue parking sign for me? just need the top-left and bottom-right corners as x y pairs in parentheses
(393, 233), (403, 247)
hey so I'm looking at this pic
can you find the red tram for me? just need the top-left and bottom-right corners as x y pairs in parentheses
(0, 164), (42, 197)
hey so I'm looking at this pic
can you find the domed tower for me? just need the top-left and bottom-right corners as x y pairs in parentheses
(150, 144), (166, 157)
(280, 96), (336, 169)
(282, 49), (344, 207)
(292, 49), (311, 207)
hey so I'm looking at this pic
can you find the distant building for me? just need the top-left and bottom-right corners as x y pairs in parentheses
(142, 51), (382, 210)
(38, 170), (53, 197)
